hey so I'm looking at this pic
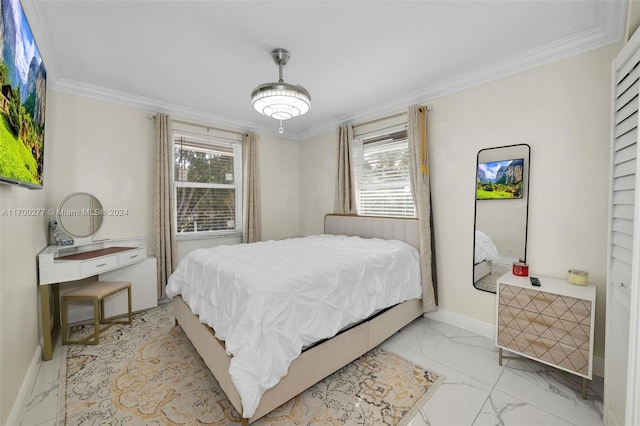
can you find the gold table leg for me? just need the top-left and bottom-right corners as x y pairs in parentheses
(52, 284), (60, 328)
(41, 284), (52, 361)
(40, 283), (60, 361)
(497, 348), (589, 400)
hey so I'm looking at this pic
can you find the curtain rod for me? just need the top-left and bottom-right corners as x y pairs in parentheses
(172, 118), (248, 137)
(173, 128), (241, 145)
(354, 112), (407, 128)
(149, 114), (248, 137)
(353, 104), (434, 128)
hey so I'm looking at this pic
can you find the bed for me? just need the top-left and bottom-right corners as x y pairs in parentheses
(168, 214), (426, 424)
(474, 230), (499, 283)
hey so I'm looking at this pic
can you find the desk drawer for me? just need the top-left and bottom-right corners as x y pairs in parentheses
(118, 248), (146, 266)
(80, 256), (118, 276)
(498, 305), (590, 348)
(497, 324), (590, 376)
(497, 282), (592, 377)
(498, 283), (591, 325)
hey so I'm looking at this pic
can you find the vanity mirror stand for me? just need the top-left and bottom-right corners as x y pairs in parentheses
(473, 144), (530, 293)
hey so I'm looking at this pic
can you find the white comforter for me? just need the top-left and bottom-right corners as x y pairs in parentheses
(475, 230), (499, 264)
(166, 234), (422, 418)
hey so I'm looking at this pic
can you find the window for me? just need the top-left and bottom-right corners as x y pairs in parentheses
(173, 130), (242, 237)
(352, 125), (415, 217)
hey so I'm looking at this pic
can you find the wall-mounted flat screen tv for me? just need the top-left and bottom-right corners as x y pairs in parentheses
(477, 158), (524, 200)
(0, 0), (46, 190)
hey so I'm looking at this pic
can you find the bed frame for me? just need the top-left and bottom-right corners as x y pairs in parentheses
(474, 260), (491, 283)
(173, 214), (424, 424)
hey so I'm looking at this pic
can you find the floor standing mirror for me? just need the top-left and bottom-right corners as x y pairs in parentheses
(473, 144), (530, 293)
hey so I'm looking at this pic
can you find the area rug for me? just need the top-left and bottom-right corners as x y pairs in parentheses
(58, 303), (443, 425)
(475, 262), (511, 292)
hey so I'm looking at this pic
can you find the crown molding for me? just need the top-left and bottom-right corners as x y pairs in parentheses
(40, 0), (625, 142)
(48, 78), (305, 141)
(297, 19), (625, 140)
(49, 78), (268, 133)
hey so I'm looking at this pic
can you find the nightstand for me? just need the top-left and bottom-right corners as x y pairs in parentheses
(496, 272), (596, 398)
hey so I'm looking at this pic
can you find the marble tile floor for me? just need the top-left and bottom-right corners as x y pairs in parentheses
(15, 316), (603, 426)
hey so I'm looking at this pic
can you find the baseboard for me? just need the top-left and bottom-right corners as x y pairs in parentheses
(423, 308), (605, 378)
(593, 355), (605, 379)
(7, 345), (42, 425)
(424, 309), (495, 340)
(498, 256), (519, 265)
(66, 305), (95, 324)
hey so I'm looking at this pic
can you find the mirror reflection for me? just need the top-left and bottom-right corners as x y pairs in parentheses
(56, 192), (104, 238)
(473, 144), (530, 293)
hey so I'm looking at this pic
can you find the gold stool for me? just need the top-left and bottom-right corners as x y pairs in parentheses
(61, 281), (132, 345)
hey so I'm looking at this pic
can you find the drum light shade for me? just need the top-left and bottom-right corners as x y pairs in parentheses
(251, 49), (310, 131)
(251, 82), (311, 120)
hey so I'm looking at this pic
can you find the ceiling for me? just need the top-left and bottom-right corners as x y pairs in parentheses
(22, 0), (627, 140)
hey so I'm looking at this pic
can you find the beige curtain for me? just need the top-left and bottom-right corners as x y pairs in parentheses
(334, 124), (356, 214)
(408, 105), (437, 312)
(243, 132), (262, 243)
(154, 113), (177, 299)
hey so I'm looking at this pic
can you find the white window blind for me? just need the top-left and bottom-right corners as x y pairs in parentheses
(173, 130), (242, 236)
(352, 126), (415, 217)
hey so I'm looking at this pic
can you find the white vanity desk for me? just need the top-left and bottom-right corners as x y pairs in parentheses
(38, 237), (147, 361)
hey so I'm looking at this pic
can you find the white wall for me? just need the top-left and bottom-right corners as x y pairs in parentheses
(45, 93), (303, 260)
(1, 41), (621, 422)
(299, 130), (337, 236)
(46, 92), (301, 262)
(45, 91), (156, 248)
(299, 44), (619, 359)
(1, 90), (302, 421)
(431, 44), (617, 359)
(258, 135), (301, 241)
(1, 91), (157, 423)
(0, 184), (49, 424)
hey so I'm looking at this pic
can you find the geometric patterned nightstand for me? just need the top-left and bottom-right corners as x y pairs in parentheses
(496, 272), (596, 399)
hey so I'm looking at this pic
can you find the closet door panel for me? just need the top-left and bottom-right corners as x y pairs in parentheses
(606, 33), (640, 426)
(606, 284), (631, 426)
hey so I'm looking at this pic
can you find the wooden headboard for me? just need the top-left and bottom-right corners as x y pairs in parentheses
(324, 214), (419, 250)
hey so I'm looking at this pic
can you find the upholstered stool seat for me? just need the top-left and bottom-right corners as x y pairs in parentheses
(61, 281), (132, 345)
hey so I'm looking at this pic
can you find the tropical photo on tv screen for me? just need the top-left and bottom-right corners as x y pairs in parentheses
(0, 0), (46, 189)
(476, 158), (524, 200)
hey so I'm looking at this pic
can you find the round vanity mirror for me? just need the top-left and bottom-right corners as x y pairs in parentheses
(56, 192), (104, 238)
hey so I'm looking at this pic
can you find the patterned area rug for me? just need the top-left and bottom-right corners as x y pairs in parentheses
(58, 303), (443, 425)
(475, 262), (511, 292)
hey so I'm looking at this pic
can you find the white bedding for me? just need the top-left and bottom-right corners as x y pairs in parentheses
(166, 234), (422, 418)
(475, 230), (499, 264)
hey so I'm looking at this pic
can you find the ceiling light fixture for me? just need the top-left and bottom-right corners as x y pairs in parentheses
(251, 48), (311, 134)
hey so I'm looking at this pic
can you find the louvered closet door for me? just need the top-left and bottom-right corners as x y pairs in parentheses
(605, 37), (640, 426)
